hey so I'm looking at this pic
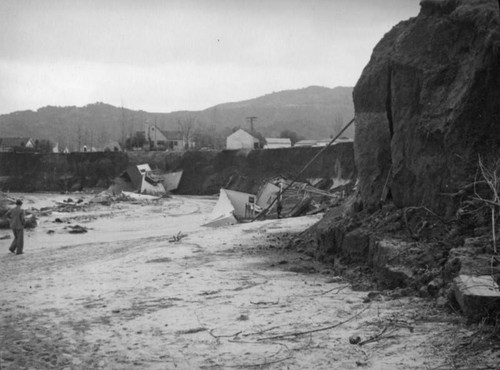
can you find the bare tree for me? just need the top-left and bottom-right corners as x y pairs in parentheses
(120, 105), (127, 151)
(177, 116), (195, 150)
(77, 125), (83, 152)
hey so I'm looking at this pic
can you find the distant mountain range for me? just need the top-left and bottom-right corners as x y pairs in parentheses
(0, 86), (353, 150)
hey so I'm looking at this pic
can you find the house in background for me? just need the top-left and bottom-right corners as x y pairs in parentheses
(145, 123), (168, 149)
(103, 141), (122, 152)
(294, 139), (317, 148)
(0, 137), (35, 152)
(226, 129), (260, 150)
(81, 145), (98, 152)
(314, 139), (332, 147)
(144, 123), (193, 151)
(314, 137), (354, 147)
(162, 130), (187, 151)
(263, 138), (292, 149)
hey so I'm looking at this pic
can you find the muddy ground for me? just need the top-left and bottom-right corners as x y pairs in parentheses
(0, 194), (498, 369)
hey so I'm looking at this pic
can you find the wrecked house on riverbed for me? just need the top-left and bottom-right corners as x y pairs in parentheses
(162, 170), (183, 192)
(109, 164), (183, 196)
(257, 177), (346, 218)
(204, 189), (259, 227)
(110, 164), (165, 196)
(204, 176), (349, 227)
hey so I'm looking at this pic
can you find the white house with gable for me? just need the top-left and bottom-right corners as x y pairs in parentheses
(226, 129), (260, 150)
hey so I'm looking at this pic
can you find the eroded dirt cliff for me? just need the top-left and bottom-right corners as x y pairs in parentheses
(354, 0), (500, 216)
(0, 144), (355, 196)
(295, 0), (500, 329)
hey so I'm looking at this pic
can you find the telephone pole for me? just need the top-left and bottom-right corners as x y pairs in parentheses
(246, 116), (257, 133)
(121, 99), (126, 151)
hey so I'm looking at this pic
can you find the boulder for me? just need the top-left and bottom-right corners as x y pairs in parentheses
(446, 247), (500, 277)
(377, 266), (413, 290)
(453, 275), (500, 320)
(370, 238), (408, 267)
(353, 0), (500, 215)
(341, 229), (370, 263)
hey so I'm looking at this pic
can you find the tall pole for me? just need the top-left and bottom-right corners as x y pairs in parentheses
(121, 104), (125, 151)
(77, 125), (81, 152)
(246, 116), (257, 133)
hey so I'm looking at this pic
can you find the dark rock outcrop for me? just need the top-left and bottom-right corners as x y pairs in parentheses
(354, 0), (500, 215)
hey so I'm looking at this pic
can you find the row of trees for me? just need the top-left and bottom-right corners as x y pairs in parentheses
(11, 139), (55, 153)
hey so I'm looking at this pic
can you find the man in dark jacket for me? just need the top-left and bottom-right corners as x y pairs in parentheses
(4, 199), (25, 255)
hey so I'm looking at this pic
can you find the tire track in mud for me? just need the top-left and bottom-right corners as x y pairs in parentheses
(0, 235), (193, 276)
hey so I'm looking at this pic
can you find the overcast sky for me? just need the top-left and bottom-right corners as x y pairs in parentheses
(0, 0), (420, 114)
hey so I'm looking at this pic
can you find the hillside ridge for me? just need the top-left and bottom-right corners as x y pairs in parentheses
(0, 85), (354, 150)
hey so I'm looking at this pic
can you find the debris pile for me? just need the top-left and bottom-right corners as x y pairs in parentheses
(266, 177), (348, 218)
(204, 176), (353, 227)
(108, 163), (183, 197)
(90, 191), (134, 205)
(294, 188), (500, 322)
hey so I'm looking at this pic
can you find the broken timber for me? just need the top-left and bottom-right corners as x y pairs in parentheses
(252, 117), (355, 221)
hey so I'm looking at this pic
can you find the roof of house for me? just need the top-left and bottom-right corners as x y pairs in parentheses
(294, 140), (317, 147)
(161, 130), (184, 141)
(0, 137), (32, 147)
(314, 139), (332, 147)
(265, 138), (292, 144)
(315, 137), (353, 146)
(103, 141), (122, 150)
(228, 129), (259, 142)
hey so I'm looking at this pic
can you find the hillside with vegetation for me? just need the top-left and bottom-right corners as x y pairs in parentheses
(0, 86), (353, 151)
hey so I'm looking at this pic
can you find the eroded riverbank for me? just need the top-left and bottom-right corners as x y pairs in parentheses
(0, 194), (495, 369)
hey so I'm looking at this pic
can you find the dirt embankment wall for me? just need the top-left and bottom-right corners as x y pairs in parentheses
(129, 143), (356, 195)
(0, 143), (355, 194)
(0, 152), (128, 192)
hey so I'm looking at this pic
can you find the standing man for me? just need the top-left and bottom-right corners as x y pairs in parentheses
(276, 182), (283, 219)
(4, 199), (25, 255)
(276, 196), (283, 219)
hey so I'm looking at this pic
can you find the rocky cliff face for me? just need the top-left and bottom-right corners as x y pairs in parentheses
(354, 0), (500, 216)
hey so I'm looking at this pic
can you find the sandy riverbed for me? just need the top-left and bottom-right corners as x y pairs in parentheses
(0, 194), (496, 369)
